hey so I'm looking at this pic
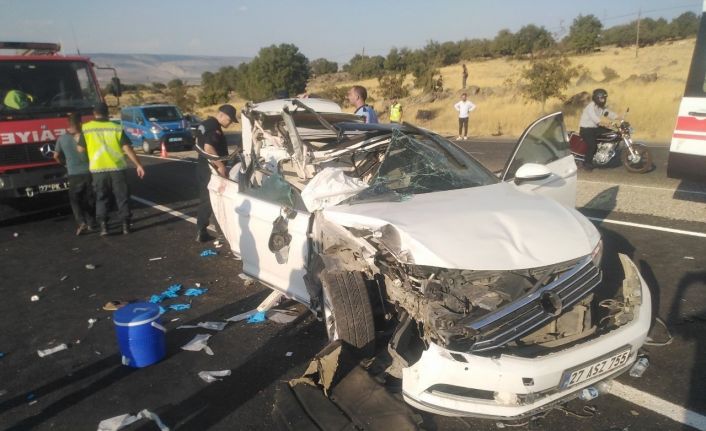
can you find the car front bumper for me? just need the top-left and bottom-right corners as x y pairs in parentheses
(401, 256), (652, 419)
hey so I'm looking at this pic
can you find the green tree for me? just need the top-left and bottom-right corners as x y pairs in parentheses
(670, 12), (699, 38)
(241, 43), (309, 101)
(165, 79), (195, 112)
(493, 29), (517, 56)
(384, 47), (407, 72)
(566, 14), (603, 53)
(310, 58), (338, 75)
(377, 72), (410, 99)
(514, 24), (556, 56)
(343, 54), (385, 79)
(518, 56), (579, 112)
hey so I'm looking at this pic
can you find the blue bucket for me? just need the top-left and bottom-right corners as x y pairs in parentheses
(114, 302), (166, 368)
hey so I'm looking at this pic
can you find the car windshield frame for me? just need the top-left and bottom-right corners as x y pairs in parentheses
(345, 128), (498, 205)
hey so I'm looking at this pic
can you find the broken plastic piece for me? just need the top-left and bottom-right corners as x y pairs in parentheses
(286, 352), (293, 357)
(184, 288), (208, 297)
(85, 264), (96, 270)
(149, 257), (163, 261)
(30, 295), (39, 302)
(198, 370), (231, 383)
(60, 275), (68, 281)
(97, 409), (169, 431)
(37, 344), (68, 357)
(177, 321), (227, 331)
(181, 334), (213, 355)
(200, 249), (217, 257)
(38, 286), (46, 292)
(247, 311), (266, 324)
(88, 318), (98, 329)
(238, 273), (255, 286)
(168, 304), (191, 312)
(267, 309), (300, 324)
(629, 356), (649, 377)
(226, 309), (258, 323)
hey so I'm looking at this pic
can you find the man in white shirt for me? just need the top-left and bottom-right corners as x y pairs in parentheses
(579, 88), (618, 171)
(454, 93), (476, 140)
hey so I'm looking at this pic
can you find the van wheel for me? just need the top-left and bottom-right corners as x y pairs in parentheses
(321, 271), (376, 357)
(142, 141), (152, 154)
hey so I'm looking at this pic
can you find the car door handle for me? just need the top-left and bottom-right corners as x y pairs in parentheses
(687, 111), (706, 117)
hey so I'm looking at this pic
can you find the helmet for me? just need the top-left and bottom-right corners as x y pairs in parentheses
(592, 88), (608, 108)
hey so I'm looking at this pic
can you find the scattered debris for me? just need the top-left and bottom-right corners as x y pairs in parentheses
(85, 264), (96, 270)
(181, 334), (213, 355)
(150, 284), (182, 303)
(148, 257), (163, 261)
(95, 351), (102, 356)
(257, 291), (285, 311)
(226, 310), (258, 323)
(72, 247), (79, 251)
(247, 311), (267, 324)
(37, 286), (45, 292)
(97, 409), (169, 431)
(267, 309), (300, 324)
(168, 304), (191, 312)
(684, 256), (695, 260)
(37, 343), (68, 357)
(198, 370), (231, 383)
(200, 249), (217, 257)
(238, 273), (254, 286)
(170, 318), (180, 322)
(28, 400), (37, 406)
(103, 301), (127, 311)
(184, 287), (208, 297)
(629, 356), (649, 377)
(194, 283), (201, 288)
(177, 321), (227, 331)
(630, 410), (640, 416)
(13, 232), (19, 238)
(88, 318), (98, 329)
(72, 286), (80, 291)
(30, 295), (40, 302)
(286, 352), (293, 357)
(60, 275), (68, 281)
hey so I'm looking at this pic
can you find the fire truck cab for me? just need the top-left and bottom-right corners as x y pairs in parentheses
(0, 42), (119, 220)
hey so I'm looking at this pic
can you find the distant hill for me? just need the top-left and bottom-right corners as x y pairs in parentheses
(87, 53), (250, 85)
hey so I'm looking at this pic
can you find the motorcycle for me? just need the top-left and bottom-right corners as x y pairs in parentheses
(569, 112), (652, 174)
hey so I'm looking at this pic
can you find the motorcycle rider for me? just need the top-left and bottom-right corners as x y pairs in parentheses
(579, 88), (618, 171)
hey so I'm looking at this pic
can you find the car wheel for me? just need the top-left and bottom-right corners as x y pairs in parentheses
(321, 271), (375, 357)
(142, 141), (152, 154)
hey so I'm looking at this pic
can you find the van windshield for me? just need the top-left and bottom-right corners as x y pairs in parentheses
(143, 106), (182, 122)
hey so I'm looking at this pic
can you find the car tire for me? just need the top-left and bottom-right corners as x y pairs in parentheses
(321, 271), (376, 357)
(142, 141), (152, 154)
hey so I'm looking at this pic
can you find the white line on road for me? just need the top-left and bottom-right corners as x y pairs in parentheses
(608, 381), (706, 431)
(578, 179), (706, 197)
(137, 154), (197, 164)
(587, 216), (706, 238)
(130, 195), (216, 232)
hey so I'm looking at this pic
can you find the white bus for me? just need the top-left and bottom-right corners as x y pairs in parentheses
(668, 1), (706, 181)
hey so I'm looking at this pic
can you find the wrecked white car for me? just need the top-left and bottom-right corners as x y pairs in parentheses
(203, 98), (652, 419)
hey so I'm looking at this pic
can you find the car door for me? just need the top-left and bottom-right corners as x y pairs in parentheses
(500, 112), (577, 207)
(208, 170), (312, 306)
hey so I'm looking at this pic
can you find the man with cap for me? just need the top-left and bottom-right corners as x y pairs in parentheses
(77, 102), (145, 235)
(194, 104), (237, 242)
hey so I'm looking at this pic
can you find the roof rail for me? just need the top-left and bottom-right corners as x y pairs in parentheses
(0, 42), (61, 55)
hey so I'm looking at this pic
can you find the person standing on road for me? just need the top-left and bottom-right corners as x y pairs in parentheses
(54, 112), (96, 235)
(348, 85), (378, 124)
(579, 88), (618, 172)
(389, 96), (402, 124)
(194, 104), (237, 243)
(454, 93), (476, 140)
(77, 102), (145, 236)
(462, 64), (468, 89)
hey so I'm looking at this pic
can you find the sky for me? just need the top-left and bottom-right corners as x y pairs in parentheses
(0, 0), (702, 63)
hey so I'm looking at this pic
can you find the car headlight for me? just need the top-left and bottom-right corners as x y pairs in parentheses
(591, 239), (603, 268)
(150, 125), (160, 135)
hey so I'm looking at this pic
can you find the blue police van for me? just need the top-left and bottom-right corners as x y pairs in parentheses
(120, 104), (194, 154)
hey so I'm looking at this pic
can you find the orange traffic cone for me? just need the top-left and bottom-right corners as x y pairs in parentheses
(160, 142), (168, 158)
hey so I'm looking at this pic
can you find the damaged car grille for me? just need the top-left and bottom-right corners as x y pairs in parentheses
(466, 255), (601, 352)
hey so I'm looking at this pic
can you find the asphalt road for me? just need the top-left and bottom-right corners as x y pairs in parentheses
(0, 140), (705, 431)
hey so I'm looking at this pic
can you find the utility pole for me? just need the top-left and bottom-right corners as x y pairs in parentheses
(635, 9), (641, 58)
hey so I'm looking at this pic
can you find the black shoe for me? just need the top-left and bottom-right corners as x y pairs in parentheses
(196, 230), (215, 243)
(100, 222), (109, 236)
(122, 222), (131, 235)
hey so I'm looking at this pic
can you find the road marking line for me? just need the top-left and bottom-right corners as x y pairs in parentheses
(578, 179), (706, 197)
(608, 381), (706, 430)
(130, 195), (216, 232)
(135, 195), (706, 426)
(137, 154), (197, 164)
(587, 216), (706, 238)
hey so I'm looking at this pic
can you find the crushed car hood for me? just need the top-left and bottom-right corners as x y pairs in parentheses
(323, 182), (600, 270)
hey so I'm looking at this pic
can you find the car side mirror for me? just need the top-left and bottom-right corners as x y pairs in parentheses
(513, 163), (552, 185)
(110, 77), (122, 98)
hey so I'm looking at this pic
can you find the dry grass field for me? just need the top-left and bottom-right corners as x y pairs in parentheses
(115, 39), (693, 142)
(307, 39), (695, 142)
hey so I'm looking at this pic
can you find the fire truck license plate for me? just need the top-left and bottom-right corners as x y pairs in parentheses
(560, 348), (631, 388)
(39, 182), (69, 193)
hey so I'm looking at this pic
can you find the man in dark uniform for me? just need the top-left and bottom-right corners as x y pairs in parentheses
(195, 104), (237, 242)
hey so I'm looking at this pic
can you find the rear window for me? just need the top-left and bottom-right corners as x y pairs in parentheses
(142, 106), (182, 122)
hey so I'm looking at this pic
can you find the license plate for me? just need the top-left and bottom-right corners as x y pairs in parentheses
(560, 348), (631, 389)
(168, 137), (182, 142)
(38, 182), (68, 193)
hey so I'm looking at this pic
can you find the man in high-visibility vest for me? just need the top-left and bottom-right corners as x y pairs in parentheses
(77, 102), (145, 236)
(389, 96), (402, 123)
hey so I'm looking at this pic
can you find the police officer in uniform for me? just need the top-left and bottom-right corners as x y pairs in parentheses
(195, 104), (237, 242)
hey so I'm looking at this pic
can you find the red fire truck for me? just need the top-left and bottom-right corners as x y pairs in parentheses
(0, 42), (121, 220)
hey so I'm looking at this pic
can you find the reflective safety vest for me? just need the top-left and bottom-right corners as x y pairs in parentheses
(389, 103), (402, 122)
(82, 120), (127, 172)
(3, 90), (33, 110)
